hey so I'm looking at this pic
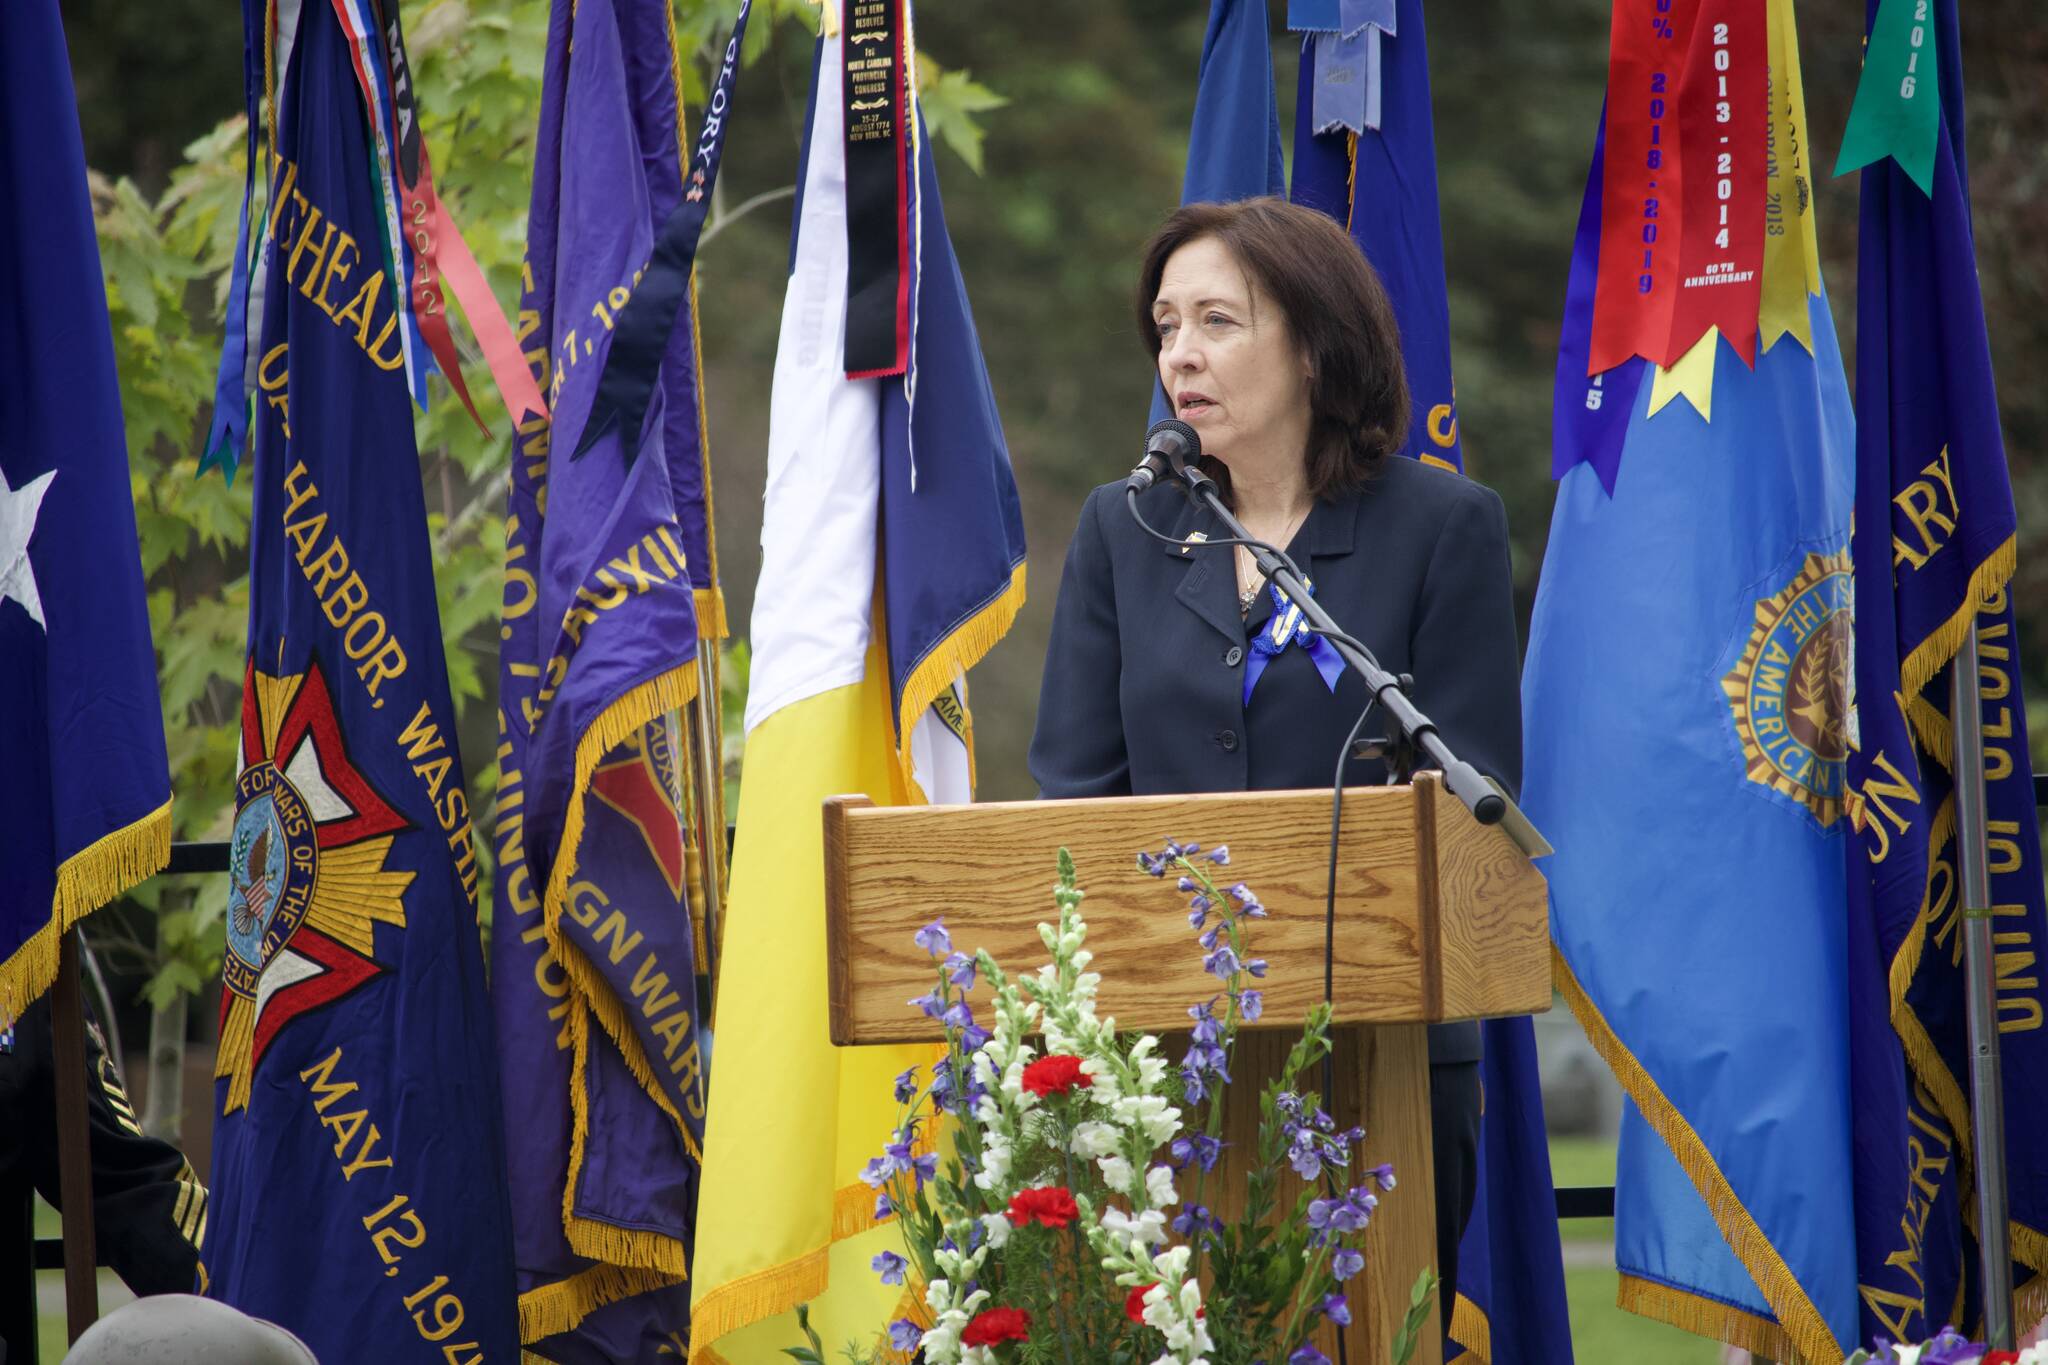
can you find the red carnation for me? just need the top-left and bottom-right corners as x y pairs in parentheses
(960, 1306), (1031, 1348)
(1021, 1054), (1091, 1097)
(1981, 1354), (2020, 1365)
(1124, 1282), (1201, 1325)
(1006, 1185), (1081, 1229)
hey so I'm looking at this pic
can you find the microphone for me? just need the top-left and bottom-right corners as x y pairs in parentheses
(1126, 418), (1202, 493)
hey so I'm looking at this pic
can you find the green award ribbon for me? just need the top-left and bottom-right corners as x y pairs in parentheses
(1833, 0), (1941, 194)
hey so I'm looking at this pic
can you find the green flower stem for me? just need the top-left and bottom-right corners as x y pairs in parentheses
(1274, 1239), (1335, 1358)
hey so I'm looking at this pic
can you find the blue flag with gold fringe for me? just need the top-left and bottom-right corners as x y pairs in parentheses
(1840, 0), (2048, 1342)
(493, 0), (742, 1355)
(202, 1), (518, 1353)
(1527, 2), (1862, 1359)
(1287, 0), (1461, 470)
(0, 0), (172, 1027)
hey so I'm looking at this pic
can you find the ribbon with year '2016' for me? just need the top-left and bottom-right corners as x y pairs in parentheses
(1589, 0), (1768, 374)
(572, 0), (754, 470)
(328, 0), (548, 433)
(1243, 579), (1346, 706)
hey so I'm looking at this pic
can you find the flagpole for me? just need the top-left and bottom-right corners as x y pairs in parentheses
(1954, 621), (2016, 1348)
(689, 664), (726, 997)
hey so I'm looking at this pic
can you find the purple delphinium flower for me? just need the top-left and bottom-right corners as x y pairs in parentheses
(1177, 875), (1196, 892)
(1237, 989), (1264, 1021)
(911, 1151), (939, 1189)
(1332, 1247), (1365, 1280)
(1229, 882), (1256, 904)
(1203, 944), (1241, 979)
(874, 1193), (894, 1220)
(943, 951), (977, 988)
(1288, 1347), (1331, 1365)
(1188, 901), (1211, 930)
(1320, 1293), (1351, 1327)
(1915, 1326), (1984, 1365)
(1163, 838), (1185, 858)
(1170, 1133), (1225, 1173)
(1188, 999), (1223, 1044)
(888, 1319), (923, 1353)
(1137, 851), (1168, 877)
(908, 989), (944, 1020)
(893, 1066), (919, 1103)
(871, 1249), (907, 1285)
(1367, 1162), (1396, 1191)
(1171, 1204), (1222, 1242)
(914, 920), (951, 958)
(1208, 845), (1230, 865)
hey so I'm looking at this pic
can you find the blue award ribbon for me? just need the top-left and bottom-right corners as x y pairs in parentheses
(1242, 577), (1347, 705)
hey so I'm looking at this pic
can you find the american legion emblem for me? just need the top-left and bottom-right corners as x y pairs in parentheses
(1721, 547), (1853, 825)
(217, 658), (414, 1113)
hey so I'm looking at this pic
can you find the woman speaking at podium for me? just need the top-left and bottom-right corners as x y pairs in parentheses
(1027, 196), (1522, 1333)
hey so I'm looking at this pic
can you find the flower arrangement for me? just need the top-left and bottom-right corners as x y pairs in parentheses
(790, 841), (1435, 1365)
(1852, 1330), (2048, 1364)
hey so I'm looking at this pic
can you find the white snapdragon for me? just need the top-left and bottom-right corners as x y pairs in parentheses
(1144, 1162), (1179, 1210)
(1098, 1154), (1136, 1193)
(1116, 1093), (1183, 1145)
(1070, 1120), (1121, 1158)
(1099, 1205), (1168, 1246)
(979, 1212), (1011, 1249)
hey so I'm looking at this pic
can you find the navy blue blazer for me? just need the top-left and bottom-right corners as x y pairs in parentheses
(1027, 455), (1525, 1065)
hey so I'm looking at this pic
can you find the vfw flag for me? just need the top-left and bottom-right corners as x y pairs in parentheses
(0, 0), (172, 1024)
(202, 1), (518, 1355)
(494, 0), (742, 1356)
(688, 2), (1027, 1358)
(1526, 0), (1861, 1360)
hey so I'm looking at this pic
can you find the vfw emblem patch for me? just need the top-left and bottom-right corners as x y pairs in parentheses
(1722, 548), (1853, 825)
(217, 658), (413, 1113)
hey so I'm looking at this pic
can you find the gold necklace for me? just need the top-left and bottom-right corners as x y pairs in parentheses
(1236, 506), (1310, 612)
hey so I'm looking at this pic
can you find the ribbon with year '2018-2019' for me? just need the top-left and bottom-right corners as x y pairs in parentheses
(1590, 0), (1768, 374)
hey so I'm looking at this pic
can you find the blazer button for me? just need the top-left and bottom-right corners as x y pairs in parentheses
(1216, 728), (1239, 752)
(1223, 645), (1244, 667)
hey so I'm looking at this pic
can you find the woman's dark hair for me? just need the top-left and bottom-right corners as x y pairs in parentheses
(1135, 196), (1410, 499)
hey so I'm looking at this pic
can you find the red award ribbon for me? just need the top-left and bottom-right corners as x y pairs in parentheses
(1664, 0), (1766, 366)
(1590, 0), (1701, 375)
(1589, 0), (1768, 373)
(329, 0), (548, 432)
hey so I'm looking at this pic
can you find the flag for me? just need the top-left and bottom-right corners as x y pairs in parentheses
(1284, 4), (1572, 1356)
(688, 2), (1027, 1356)
(201, 1), (518, 1353)
(0, 0), (172, 1026)
(1839, 0), (2048, 1341)
(493, 0), (745, 1354)
(1525, 1), (1862, 1360)
(1149, 0), (1286, 430)
(1287, 0), (1460, 470)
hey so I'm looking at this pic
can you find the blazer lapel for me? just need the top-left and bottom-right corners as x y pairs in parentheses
(1162, 494), (1245, 646)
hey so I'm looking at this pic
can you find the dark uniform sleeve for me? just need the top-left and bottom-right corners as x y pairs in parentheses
(1409, 482), (1524, 800)
(8, 995), (207, 1298)
(1028, 487), (1133, 798)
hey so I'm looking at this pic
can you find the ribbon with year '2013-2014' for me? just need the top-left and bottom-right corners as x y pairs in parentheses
(1243, 579), (1346, 706)
(328, 0), (547, 433)
(572, 0), (754, 471)
(1589, 0), (1768, 374)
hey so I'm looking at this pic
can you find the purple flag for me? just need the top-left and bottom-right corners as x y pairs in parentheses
(494, 0), (746, 1350)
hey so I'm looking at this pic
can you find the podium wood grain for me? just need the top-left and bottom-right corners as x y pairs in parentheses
(824, 776), (1547, 1047)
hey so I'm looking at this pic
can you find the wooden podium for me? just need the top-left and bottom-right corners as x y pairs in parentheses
(822, 774), (1550, 1365)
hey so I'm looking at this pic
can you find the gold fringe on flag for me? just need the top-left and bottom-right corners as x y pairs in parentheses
(1553, 946), (1844, 1364)
(2, 798), (172, 1022)
(516, 1261), (685, 1343)
(892, 562), (1026, 801)
(1448, 1292), (1492, 1362)
(1617, 1273), (1803, 1364)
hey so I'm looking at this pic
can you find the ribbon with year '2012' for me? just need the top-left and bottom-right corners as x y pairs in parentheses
(1243, 579), (1346, 706)
(329, 0), (548, 433)
(572, 0), (754, 470)
(1589, 0), (1768, 373)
